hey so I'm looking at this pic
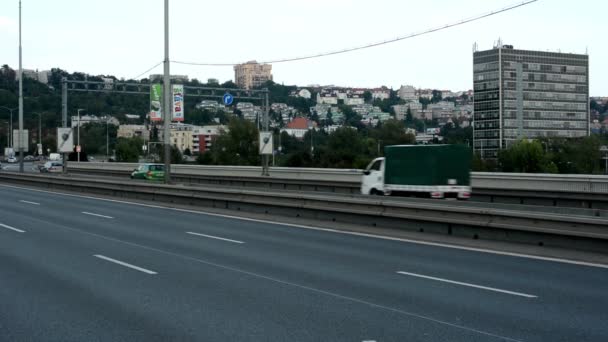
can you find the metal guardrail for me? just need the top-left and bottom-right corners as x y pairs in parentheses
(1, 171), (607, 254)
(66, 163), (608, 208)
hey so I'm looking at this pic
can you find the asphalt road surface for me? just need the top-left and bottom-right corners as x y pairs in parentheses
(0, 183), (607, 341)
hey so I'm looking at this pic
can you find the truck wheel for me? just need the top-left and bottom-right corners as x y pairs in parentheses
(370, 189), (383, 196)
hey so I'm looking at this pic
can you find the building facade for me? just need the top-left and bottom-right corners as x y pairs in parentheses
(234, 61), (273, 89)
(473, 44), (589, 158)
(117, 125), (150, 140)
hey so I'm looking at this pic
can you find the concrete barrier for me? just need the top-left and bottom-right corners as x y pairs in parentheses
(66, 163), (608, 208)
(1, 172), (608, 254)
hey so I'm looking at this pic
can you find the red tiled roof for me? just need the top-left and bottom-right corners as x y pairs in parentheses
(287, 117), (310, 129)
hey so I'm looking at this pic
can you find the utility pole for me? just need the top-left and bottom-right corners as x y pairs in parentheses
(0, 107), (16, 148)
(162, 0), (171, 183)
(77, 108), (84, 162)
(106, 116), (109, 162)
(61, 77), (67, 173)
(263, 90), (270, 176)
(18, 0), (24, 172)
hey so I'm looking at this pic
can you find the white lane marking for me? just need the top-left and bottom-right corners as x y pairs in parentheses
(19, 200), (40, 205)
(70, 232), (518, 341)
(0, 222), (25, 233)
(93, 254), (157, 275)
(186, 231), (244, 244)
(82, 211), (114, 219)
(396, 271), (537, 299)
(2, 183), (607, 269)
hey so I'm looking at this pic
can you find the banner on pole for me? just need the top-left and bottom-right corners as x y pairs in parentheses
(172, 84), (184, 122)
(150, 84), (163, 122)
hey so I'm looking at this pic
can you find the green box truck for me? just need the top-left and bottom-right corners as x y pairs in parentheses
(361, 144), (472, 199)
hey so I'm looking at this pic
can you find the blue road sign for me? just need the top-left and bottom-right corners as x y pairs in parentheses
(223, 93), (234, 106)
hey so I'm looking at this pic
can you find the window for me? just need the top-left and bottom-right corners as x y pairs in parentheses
(369, 160), (382, 171)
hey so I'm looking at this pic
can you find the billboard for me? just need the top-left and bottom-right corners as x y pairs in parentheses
(57, 127), (74, 153)
(259, 132), (273, 155)
(172, 84), (184, 122)
(150, 84), (163, 122)
(12, 129), (29, 150)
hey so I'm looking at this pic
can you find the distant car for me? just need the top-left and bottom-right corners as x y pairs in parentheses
(131, 163), (165, 180)
(7, 157), (17, 163)
(24, 155), (35, 161)
(40, 161), (63, 173)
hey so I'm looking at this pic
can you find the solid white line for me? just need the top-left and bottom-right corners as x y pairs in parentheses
(2, 183), (607, 269)
(186, 231), (244, 244)
(19, 200), (40, 205)
(396, 271), (537, 298)
(93, 254), (157, 275)
(0, 222), (25, 233)
(82, 211), (114, 219)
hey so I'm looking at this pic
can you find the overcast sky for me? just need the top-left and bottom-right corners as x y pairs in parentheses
(0, 0), (605, 95)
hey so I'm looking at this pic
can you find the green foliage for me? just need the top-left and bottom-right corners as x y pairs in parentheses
(431, 90), (442, 103)
(498, 140), (554, 173)
(115, 137), (143, 162)
(80, 122), (117, 156)
(370, 119), (415, 152)
(203, 118), (259, 165)
(161, 145), (183, 164)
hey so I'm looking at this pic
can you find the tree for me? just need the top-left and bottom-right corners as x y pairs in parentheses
(115, 137), (143, 162)
(431, 90), (442, 103)
(326, 110), (334, 126)
(183, 148), (192, 156)
(206, 118), (259, 165)
(405, 107), (413, 123)
(220, 81), (238, 89)
(157, 145), (183, 164)
(370, 119), (415, 153)
(498, 139), (553, 173)
(363, 91), (372, 103)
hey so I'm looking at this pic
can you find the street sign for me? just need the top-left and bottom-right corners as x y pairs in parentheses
(223, 93), (234, 106)
(57, 127), (74, 153)
(259, 132), (273, 155)
(37, 143), (42, 155)
(12, 129), (29, 150)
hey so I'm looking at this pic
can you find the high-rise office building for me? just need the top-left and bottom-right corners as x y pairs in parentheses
(473, 43), (589, 158)
(234, 61), (273, 89)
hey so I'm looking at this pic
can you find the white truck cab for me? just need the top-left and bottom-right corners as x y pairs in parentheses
(361, 157), (386, 195)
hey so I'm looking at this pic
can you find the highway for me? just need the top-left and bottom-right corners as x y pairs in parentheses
(1, 184), (607, 341)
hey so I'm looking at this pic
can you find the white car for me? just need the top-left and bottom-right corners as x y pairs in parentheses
(40, 161), (63, 173)
(7, 157), (17, 163)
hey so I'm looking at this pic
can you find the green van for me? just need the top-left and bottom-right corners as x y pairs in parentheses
(130, 163), (165, 180)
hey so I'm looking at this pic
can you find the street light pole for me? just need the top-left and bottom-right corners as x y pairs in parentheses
(106, 116), (109, 161)
(0, 107), (16, 148)
(162, 0), (172, 183)
(77, 108), (84, 162)
(18, 0), (24, 172)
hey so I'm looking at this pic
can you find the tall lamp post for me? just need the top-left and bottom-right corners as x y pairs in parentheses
(18, 0), (24, 172)
(77, 108), (84, 162)
(601, 145), (608, 175)
(0, 106), (16, 148)
(34, 112), (43, 155)
(162, 0), (172, 183)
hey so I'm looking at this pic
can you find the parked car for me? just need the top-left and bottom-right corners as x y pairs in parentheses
(130, 163), (165, 180)
(7, 157), (17, 163)
(40, 161), (63, 173)
(24, 155), (35, 161)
